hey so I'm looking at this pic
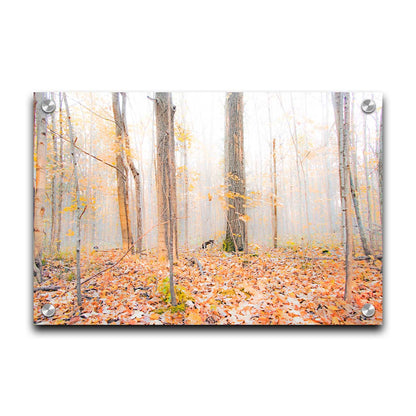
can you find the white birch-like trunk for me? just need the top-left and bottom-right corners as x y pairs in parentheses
(33, 92), (48, 283)
(333, 92), (353, 302)
(63, 93), (82, 306)
(363, 115), (374, 251)
(56, 93), (64, 253)
(50, 92), (57, 252)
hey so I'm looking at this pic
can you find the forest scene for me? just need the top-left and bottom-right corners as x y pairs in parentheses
(33, 91), (383, 325)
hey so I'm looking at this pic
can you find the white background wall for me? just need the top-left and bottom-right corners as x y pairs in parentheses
(1, 1), (414, 415)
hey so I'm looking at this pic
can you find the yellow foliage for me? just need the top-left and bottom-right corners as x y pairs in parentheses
(63, 204), (77, 212)
(239, 214), (251, 222)
(225, 172), (241, 182)
(175, 124), (193, 146)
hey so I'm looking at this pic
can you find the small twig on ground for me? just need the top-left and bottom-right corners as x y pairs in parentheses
(290, 256), (339, 261)
(354, 255), (383, 261)
(33, 286), (61, 292)
(186, 257), (205, 275)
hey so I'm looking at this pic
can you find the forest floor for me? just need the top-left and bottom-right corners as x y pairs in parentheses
(33, 247), (383, 325)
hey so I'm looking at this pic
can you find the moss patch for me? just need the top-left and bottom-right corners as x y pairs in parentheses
(157, 276), (194, 313)
(222, 237), (235, 252)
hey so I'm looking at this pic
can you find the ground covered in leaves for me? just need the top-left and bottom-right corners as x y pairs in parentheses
(33, 247), (382, 325)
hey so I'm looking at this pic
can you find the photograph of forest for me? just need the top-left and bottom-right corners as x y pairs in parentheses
(33, 91), (383, 325)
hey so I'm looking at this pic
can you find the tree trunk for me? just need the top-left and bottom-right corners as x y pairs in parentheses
(120, 93), (143, 253)
(350, 171), (371, 256)
(349, 95), (371, 257)
(56, 93), (64, 253)
(268, 97), (278, 248)
(165, 116), (177, 306)
(378, 107), (383, 229)
(154, 92), (177, 305)
(224, 92), (247, 253)
(183, 137), (189, 250)
(112, 92), (133, 251)
(155, 93), (178, 261)
(363, 115), (374, 251)
(33, 92), (47, 283)
(63, 93), (82, 306)
(300, 94), (311, 242)
(271, 137), (278, 248)
(321, 93), (335, 234)
(50, 92), (57, 252)
(290, 97), (304, 238)
(168, 103), (179, 259)
(333, 92), (353, 302)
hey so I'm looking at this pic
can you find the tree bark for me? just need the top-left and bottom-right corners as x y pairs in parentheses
(63, 93), (82, 306)
(268, 96), (278, 248)
(56, 93), (64, 253)
(33, 92), (48, 283)
(224, 92), (247, 253)
(50, 92), (57, 252)
(183, 136), (189, 250)
(271, 137), (278, 248)
(350, 171), (371, 256)
(378, 106), (383, 229)
(321, 93), (335, 234)
(333, 92), (354, 302)
(165, 123), (177, 306)
(363, 114), (374, 251)
(155, 93), (178, 261)
(120, 92), (143, 253)
(349, 95), (371, 257)
(112, 92), (133, 251)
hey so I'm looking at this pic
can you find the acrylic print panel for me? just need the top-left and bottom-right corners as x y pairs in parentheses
(33, 92), (383, 326)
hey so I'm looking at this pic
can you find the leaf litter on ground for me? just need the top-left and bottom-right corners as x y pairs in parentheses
(33, 247), (382, 325)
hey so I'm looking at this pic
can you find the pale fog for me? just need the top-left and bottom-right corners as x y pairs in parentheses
(51, 91), (382, 252)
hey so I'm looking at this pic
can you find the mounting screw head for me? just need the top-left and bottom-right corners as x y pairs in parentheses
(361, 99), (376, 114)
(361, 303), (375, 318)
(41, 303), (56, 318)
(41, 98), (56, 114)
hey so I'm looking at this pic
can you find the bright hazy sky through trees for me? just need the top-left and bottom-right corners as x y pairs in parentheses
(54, 91), (382, 250)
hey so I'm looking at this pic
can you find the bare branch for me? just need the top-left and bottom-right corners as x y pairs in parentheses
(79, 204), (87, 220)
(47, 127), (126, 179)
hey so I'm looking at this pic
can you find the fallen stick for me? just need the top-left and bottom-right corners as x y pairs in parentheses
(290, 256), (339, 261)
(354, 255), (383, 261)
(304, 256), (338, 261)
(33, 286), (61, 292)
(186, 257), (205, 275)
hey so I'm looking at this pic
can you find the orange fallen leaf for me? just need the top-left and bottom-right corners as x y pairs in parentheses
(185, 310), (203, 325)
